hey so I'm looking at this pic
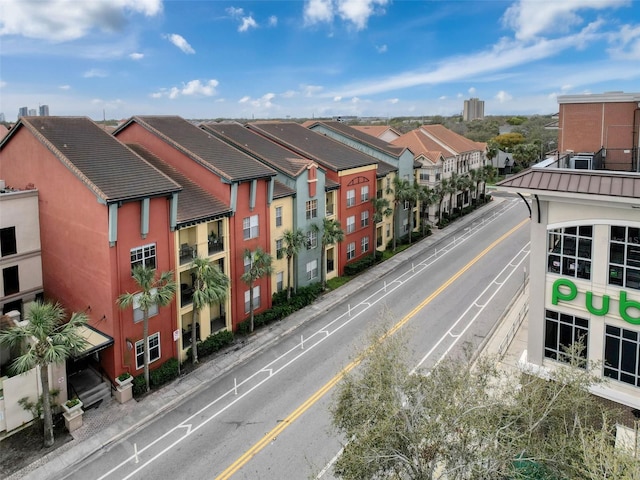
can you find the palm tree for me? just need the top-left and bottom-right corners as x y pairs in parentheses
(468, 168), (484, 205)
(189, 256), (229, 364)
(316, 218), (344, 290)
(371, 196), (392, 257)
(117, 265), (176, 393)
(386, 176), (412, 251)
(0, 301), (88, 447)
(415, 184), (437, 236)
(482, 165), (497, 202)
(241, 247), (273, 333)
(282, 228), (305, 300)
(445, 172), (459, 218)
(434, 178), (449, 226)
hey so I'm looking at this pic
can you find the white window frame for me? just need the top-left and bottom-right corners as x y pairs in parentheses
(361, 236), (369, 253)
(275, 206), (283, 227)
(306, 199), (318, 220)
(307, 230), (318, 249)
(346, 216), (355, 234)
(306, 259), (318, 280)
(347, 242), (356, 260)
(244, 286), (261, 313)
(346, 189), (355, 207)
(360, 185), (369, 203)
(135, 332), (161, 370)
(243, 215), (259, 240)
(244, 255), (251, 273)
(361, 210), (369, 228)
(130, 243), (156, 272)
(133, 289), (158, 323)
(276, 271), (284, 292)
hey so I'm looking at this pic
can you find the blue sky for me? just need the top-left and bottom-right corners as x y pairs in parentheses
(1, 0), (639, 122)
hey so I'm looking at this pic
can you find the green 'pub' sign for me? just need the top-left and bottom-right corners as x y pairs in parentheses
(552, 278), (640, 325)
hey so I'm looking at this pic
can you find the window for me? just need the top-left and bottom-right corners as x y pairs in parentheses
(244, 255), (251, 273)
(346, 189), (355, 207)
(306, 260), (318, 280)
(361, 236), (369, 253)
(133, 290), (159, 323)
(609, 226), (640, 290)
(386, 224), (391, 237)
(244, 286), (260, 313)
(346, 216), (355, 234)
(604, 325), (640, 387)
(135, 332), (161, 370)
(386, 177), (391, 189)
(276, 239), (284, 259)
(419, 171), (429, 182)
(547, 226), (592, 279)
(2, 266), (19, 296)
(276, 272), (284, 292)
(306, 230), (317, 249)
(404, 200), (410, 210)
(0, 227), (17, 257)
(243, 215), (259, 240)
(544, 309), (588, 365)
(361, 211), (369, 228)
(306, 200), (318, 220)
(402, 218), (409, 234)
(275, 206), (283, 227)
(361, 185), (369, 202)
(131, 244), (156, 272)
(346, 242), (356, 260)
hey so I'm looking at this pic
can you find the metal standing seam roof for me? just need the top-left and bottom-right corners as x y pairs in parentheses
(127, 144), (231, 226)
(247, 122), (379, 172)
(305, 120), (408, 158)
(118, 116), (277, 183)
(496, 167), (640, 200)
(201, 122), (315, 178)
(2, 117), (181, 203)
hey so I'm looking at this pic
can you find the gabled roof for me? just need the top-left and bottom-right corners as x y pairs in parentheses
(420, 124), (484, 155)
(392, 130), (444, 164)
(305, 120), (408, 158)
(115, 116), (276, 183)
(497, 167), (640, 202)
(376, 160), (397, 178)
(351, 125), (401, 139)
(1, 117), (180, 203)
(201, 122), (317, 178)
(127, 144), (231, 226)
(247, 121), (378, 172)
(273, 180), (296, 199)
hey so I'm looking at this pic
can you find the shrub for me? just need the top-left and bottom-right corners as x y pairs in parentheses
(117, 372), (132, 382)
(149, 358), (179, 388)
(186, 330), (234, 360)
(132, 375), (147, 397)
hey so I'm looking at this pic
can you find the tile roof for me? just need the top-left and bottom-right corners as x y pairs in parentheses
(118, 116), (276, 182)
(351, 125), (401, 139)
(305, 121), (407, 158)
(497, 167), (640, 201)
(2, 117), (180, 203)
(391, 130), (444, 164)
(127, 144), (231, 226)
(273, 180), (296, 199)
(247, 121), (378, 172)
(201, 122), (315, 178)
(420, 124), (485, 155)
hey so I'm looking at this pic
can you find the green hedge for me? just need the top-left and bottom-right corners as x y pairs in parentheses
(132, 358), (180, 397)
(185, 330), (234, 362)
(237, 283), (323, 335)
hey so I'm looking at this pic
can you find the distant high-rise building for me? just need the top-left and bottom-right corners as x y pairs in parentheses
(39, 105), (49, 116)
(28, 109), (37, 116)
(18, 107), (28, 118)
(0, 113), (5, 122)
(463, 97), (485, 121)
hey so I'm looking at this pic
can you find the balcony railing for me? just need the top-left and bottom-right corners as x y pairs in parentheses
(550, 148), (639, 172)
(208, 235), (224, 255)
(179, 243), (197, 265)
(180, 283), (194, 305)
(326, 204), (335, 216)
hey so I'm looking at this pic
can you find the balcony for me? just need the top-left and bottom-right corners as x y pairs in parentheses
(180, 283), (194, 306)
(326, 204), (335, 216)
(550, 148), (639, 172)
(208, 235), (224, 255)
(179, 243), (197, 265)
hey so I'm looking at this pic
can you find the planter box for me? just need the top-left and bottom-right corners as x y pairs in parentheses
(115, 382), (133, 404)
(115, 375), (133, 387)
(62, 400), (83, 414)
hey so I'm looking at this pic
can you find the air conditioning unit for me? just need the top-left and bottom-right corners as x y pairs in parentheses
(570, 154), (593, 170)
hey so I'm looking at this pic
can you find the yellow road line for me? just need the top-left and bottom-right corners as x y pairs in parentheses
(216, 217), (529, 480)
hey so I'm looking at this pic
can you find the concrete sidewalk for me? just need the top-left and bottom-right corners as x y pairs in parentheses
(11, 196), (526, 480)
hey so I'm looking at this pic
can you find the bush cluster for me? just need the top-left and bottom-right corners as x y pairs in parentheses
(344, 254), (377, 276)
(237, 283), (323, 335)
(185, 330), (234, 361)
(132, 358), (180, 396)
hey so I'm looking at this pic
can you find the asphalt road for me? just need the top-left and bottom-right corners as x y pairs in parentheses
(63, 195), (530, 480)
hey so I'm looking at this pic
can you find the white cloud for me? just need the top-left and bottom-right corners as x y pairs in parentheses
(387, 98), (399, 104)
(502, 0), (628, 41)
(239, 96), (251, 103)
(303, 0), (389, 30)
(607, 23), (640, 59)
(59, 85), (71, 90)
(83, 68), (107, 78)
(129, 52), (144, 60)
(351, 96), (361, 103)
(0, 80), (6, 88)
(268, 15), (278, 27)
(439, 96), (447, 100)
(0, 0), (162, 42)
(376, 44), (388, 53)
(239, 16), (258, 32)
(333, 96), (342, 101)
(282, 90), (297, 98)
(468, 87), (476, 95)
(226, 7), (244, 17)
(165, 34), (195, 54)
(251, 93), (276, 108)
(153, 79), (219, 100)
(304, 0), (334, 25)
(303, 85), (324, 97)
(495, 90), (513, 103)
